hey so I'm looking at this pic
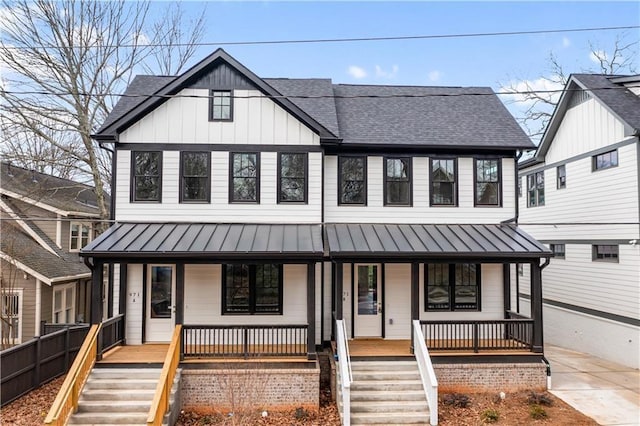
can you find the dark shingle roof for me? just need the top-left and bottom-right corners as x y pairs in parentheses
(573, 74), (640, 131)
(332, 84), (533, 148)
(0, 223), (89, 282)
(0, 162), (104, 216)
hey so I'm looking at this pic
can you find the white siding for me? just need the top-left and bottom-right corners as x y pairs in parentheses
(119, 89), (320, 146)
(115, 150), (322, 223)
(125, 265), (143, 345)
(324, 156), (515, 223)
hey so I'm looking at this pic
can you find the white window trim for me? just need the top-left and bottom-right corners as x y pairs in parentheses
(69, 221), (92, 252)
(1, 288), (23, 344)
(52, 282), (76, 324)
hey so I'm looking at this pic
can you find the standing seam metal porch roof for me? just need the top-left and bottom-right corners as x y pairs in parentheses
(325, 224), (550, 259)
(81, 223), (324, 259)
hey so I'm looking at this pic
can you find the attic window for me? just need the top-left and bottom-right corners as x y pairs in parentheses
(209, 90), (233, 121)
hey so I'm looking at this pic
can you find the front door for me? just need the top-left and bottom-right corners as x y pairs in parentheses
(145, 265), (175, 342)
(354, 264), (382, 337)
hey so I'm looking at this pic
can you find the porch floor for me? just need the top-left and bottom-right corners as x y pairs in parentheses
(347, 339), (535, 357)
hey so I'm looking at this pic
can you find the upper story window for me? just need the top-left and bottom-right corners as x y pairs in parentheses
(338, 156), (367, 205)
(593, 150), (618, 171)
(180, 152), (211, 203)
(527, 171), (544, 207)
(430, 158), (457, 206)
(278, 153), (307, 203)
(475, 159), (501, 206)
(550, 243), (565, 259)
(384, 157), (412, 206)
(593, 245), (619, 262)
(557, 165), (566, 189)
(223, 264), (282, 314)
(209, 90), (232, 121)
(132, 151), (162, 202)
(230, 152), (259, 203)
(69, 222), (91, 251)
(425, 263), (480, 311)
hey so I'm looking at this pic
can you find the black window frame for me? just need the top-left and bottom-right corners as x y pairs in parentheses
(179, 151), (211, 203)
(384, 156), (412, 206)
(229, 152), (260, 203)
(277, 152), (308, 204)
(338, 156), (367, 206)
(527, 171), (545, 207)
(222, 264), (283, 315)
(424, 263), (481, 312)
(209, 90), (233, 122)
(474, 158), (502, 207)
(550, 243), (565, 259)
(430, 157), (458, 206)
(592, 245), (619, 262)
(131, 151), (162, 203)
(557, 165), (566, 189)
(592, 150), (618, 171)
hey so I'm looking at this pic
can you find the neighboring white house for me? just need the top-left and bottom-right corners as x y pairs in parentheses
(518, 74), (640, 369)
(83, 49), (551, 397)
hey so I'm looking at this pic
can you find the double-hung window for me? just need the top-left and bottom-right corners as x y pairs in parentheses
(430, 158), (457, 206)
(475, 159), (501, 206)
(338, 156), (367, 205)
(425, 264), (480, 311)
(53, 283), (75, 324)
(527, 171), (544, 207)
(180, 152), (211, 203)
(209, 90), (232, 121)
(557, 165), (566, 189)
(69, 222), (91, 251)
(132, 151), (162, 202)
(550, 243), (565, 259)
(384, 157), (412, 206)
(230, 153), (259, 203)
(278, 153), (307, 203)
(1, 291), (22, 344)
(593, 150), (618, 171)
(593, 245), (619, 262)
(223, 264), (282, 314)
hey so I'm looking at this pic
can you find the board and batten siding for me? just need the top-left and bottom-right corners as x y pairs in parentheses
(324, 156), (516, 223)
(119, 89), (320, 146)
(519, 143), (639, 240)
(115, 150), (322, 223)
(125, 264), (144, 345)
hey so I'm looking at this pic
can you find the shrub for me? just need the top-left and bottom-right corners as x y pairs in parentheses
(530, 404), (548, 420)
(442, 393), (471, 408)
(481, 408), (500, 423)
(527, 391), (553, 406)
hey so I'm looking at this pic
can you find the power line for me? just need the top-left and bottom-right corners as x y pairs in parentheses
(3, 25), (639, 50)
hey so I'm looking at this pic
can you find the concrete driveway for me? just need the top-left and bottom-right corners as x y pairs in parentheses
(545, 344), (640, 426)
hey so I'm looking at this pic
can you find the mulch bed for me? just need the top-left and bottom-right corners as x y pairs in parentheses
(0, 376), (66, 425)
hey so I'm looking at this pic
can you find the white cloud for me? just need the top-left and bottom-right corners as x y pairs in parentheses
(347, 65), (367, 79)
(500, 77), (564, 105)
(375, 64), (399, 79)
(428, 70), (441, 82)
(562, 37), (571, 48)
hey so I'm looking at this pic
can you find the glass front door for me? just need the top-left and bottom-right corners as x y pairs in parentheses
(353, 264), (382, 337)
(145, 265), (175, 342)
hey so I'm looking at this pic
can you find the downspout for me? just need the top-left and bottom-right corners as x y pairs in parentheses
(539, 256), (551, 389)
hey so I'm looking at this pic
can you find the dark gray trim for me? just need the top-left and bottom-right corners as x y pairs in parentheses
(410, 262), (419, 352)
(141, 264), (147, 343)
(307, 261), (316, 360)
(503, 264), (511, 315)
(117, 143), (324, 152)
(519, 137), (637, 174)
(321, 152), (325, 224)
(383, 156), (413, 206)
(179, 151), (211, 204)
(381, 263), (386, 339)
(325, 144), (523, 155)
(549, 243), (565, 259)
(519, 293), (640, 327)
(525, 171), (545, 208)
(350, 262), (354, 337)
(592, 149), (619, 172)
(221, 264), (284, 315)
(175, 263), (184, 325)
(473, 158), (502, 207)
(320, 261), (324, 342)
(90, 260), (104, 324)
(334, 261), (343, 320)
(119, 264), (127, 322)
(208, 90), (233, 122)
(229, 152), (260, 204)
(107, 263), (114, 318)
(424, 263), (481, 312)
(539, 239), (632, 245)
(592, 244), (619, 262)
(429, 157), (458, 207)
(637, 140), (640, 233)
(556, 164), (566, 189)
(130, 151), (162, 203)
(337, 155), (367, 206)
(277, 152), (308, 204)
(111, 148), (117, 220)
(530, 262), (543, 353)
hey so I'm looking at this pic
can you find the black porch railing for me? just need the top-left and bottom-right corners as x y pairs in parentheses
(420, 319), (534, 352)
(99, 314), (125, 356)
(182, 324), (308, 359)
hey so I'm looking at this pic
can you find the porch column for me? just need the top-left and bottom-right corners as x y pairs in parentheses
(90, 259), (104, 324)
(530, 261), (544, 353)
(307, 262), (316, 360)
(107, 263), (114, 318)
(175, 263), (185, 325)
(503, 264), (511, 316)
(334, 261), (343, 320)
(410, 262), (419, 353)
(119, 264), (127, 319)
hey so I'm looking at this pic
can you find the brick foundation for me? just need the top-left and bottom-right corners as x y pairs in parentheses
(180, 365), (320, 413)
(434, 363), (547, 393)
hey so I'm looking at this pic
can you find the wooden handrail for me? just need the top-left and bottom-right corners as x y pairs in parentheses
(147, 325), (182, 426)
(44, 324), (101, 425)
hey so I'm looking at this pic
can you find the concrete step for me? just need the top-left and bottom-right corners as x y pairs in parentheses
(76, 400), (152, 413)
(350, 379), (424, 392)
(352, 370), (421, 381)
(351, 400), (429, 414)
(351, 411), (430, 425)
(67, 412), (149, 424)
(351, 361), (419, 371)
(90, 368), (161, 380)
(80, 389), (156, 401)
(85, 377), (159, 390)
(351, 389), (426, 402)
